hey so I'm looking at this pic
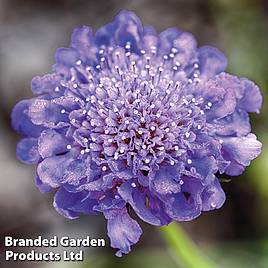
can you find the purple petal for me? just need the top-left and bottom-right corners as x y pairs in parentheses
(38, 129), (68, 158)
(31, 73), (62, 95)
(158, 28), (181, 55)
(70, 26), (96, 62)
(53, 188), (80, 219)
(28, 98), (68, 127)
(198, 46), (227, 79)
(190, 156), (217, 182)
(95, 10), (143, 53)
(35, 175), (52, 193)
(215, 109), (251, 136)
(238, 78), (262, 113)
(11, 99), (44, 137)
(151, 166), (181, 195)
(222, 133), (262, 175)
(104, 208), (142, 257)
(201, 176), (226, 211)
(164, 177), (203, 221)
(224, 160), (245, 176)
(16, 138), (40, 164)
(37, 153), (73, 188)
(118, 180), (171, 226)
(53, 47), (79, 77)
(142, 26), (158, 52)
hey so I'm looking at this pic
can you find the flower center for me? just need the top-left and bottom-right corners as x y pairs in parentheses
(61, 43), (210, 174)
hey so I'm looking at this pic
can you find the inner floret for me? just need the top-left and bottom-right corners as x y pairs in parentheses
(58, 43), (210, 176)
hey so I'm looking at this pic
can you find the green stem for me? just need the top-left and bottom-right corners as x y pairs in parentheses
(160, 223), (218, 268)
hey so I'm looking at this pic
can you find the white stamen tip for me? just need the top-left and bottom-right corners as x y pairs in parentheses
(102, 166), (107, 171)
(185, 132), (190, 138)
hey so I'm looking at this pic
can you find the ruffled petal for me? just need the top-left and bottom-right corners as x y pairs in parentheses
(164, 177), (203, 221)
(70, 26), (96, 63)
(224, 160), (245, 176)
(53, 188), (81, 219)
(151, 166), (181, 195)
(16, 138), (40, 164)
(198, 46), (227, 79)
(95, 10), (143, 53)
(38, 129), (68, 158)
(222, 133), (262, 175)
(53, 47), (79, 77)
(31, 73), (62, 95)
(35, 175), (52, 193)
(190, 156), (218, 182)
(201, 177), (226, 211)
(215, 109), (251, 136)
(28, 98), (69, 128)
(118, 180), (171, 226)
(11, 99), (44, 137)
(104, 208), (142, 257)
(61, 159), (89, 186)
(158, 28), (181, 55)
(238, 78), (262, 113)
(142, 26), (158, 52)
(37, 153), (73, 188)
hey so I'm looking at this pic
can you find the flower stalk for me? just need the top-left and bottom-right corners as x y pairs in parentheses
(160, 223), (218, 268)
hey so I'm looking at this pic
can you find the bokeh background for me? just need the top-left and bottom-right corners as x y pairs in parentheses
(0, 0), (267, 267)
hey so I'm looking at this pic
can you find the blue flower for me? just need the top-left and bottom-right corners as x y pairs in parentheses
(12, 10), (262, 257)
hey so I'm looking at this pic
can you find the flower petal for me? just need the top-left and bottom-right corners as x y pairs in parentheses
(238, 78), (262, 113)
(11, 99), (44, 137)
(118, 180), (171, 226)
(38, 129), (68, 158)
(70, 26), (96, 62)
(198, 46), (227, 79)
(151, 166), (181, 195)
(95, 10), (143, 53)
(201, 177), (226, 211)
(158, 28), (181, 55)
(16, 138), (40, 164)
(37, 153), (73, 188)
(215, 109), (251, 136)
(222, 133), (262, 166)
(31, 73), (62, 95)
(35, 175), (52, 193)
(164, 177), (203, 221)
(54, 188), (81, 219)
(53, 47), (79, 77)
(104, 208), (142, 257)
(222, 133), (262, 176)
(28, 98), (68, 128)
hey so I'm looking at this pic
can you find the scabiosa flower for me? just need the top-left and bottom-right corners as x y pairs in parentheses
(12, 11), (262, 257)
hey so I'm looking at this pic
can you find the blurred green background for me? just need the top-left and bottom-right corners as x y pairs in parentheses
(0, 0), (267, 267)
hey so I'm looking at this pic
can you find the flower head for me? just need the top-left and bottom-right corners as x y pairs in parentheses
(12, 11), (262, 257)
